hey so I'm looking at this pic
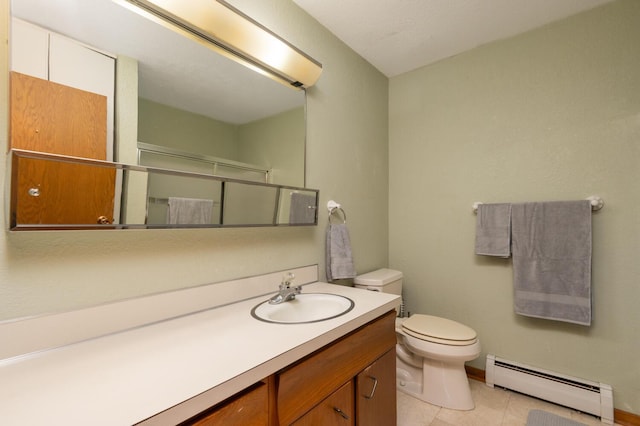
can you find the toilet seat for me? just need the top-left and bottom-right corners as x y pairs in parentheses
(402, 314), (477, 346)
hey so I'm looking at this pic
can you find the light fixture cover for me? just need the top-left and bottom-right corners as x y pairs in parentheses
(119, 0), (322, 88)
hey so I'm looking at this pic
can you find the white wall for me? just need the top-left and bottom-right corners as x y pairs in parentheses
(0, 0), (389, 319)
(389, 0), (640, 414)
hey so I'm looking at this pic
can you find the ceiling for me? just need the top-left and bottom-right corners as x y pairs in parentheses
(293, 0), (614, 77)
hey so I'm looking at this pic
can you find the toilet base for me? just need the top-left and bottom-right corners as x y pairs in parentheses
(396, 350), (475, 410)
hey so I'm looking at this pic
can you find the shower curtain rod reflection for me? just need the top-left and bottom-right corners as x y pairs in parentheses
(137, 142), (271, 182)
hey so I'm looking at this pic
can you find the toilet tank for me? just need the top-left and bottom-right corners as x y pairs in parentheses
(354, 269), (403, 295)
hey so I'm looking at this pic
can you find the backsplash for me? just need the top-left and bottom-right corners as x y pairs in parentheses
(0, 265), (319, 359)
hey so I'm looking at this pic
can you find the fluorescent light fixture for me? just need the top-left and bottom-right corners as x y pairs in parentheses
(115, 0), (322, 88)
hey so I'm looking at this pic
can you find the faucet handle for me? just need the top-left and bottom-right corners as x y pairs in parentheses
(281, 272), (295, 287)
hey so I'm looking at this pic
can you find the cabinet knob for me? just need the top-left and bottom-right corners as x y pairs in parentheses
(97, 216), (112, 224)
(28, 187), (40, 197)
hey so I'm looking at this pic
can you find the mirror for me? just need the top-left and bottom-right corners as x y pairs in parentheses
(9, 0), (319, 228)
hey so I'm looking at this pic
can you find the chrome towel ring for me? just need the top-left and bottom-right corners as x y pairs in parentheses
(327, 200), (347, 223)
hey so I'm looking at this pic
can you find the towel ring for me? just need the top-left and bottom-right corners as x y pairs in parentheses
(328, 207), (347, 224)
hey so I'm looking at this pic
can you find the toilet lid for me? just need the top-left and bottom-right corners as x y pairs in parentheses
(402, 314), (477, 345)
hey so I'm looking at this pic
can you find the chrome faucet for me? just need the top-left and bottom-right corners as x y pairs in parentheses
(268, 272), (301, 304)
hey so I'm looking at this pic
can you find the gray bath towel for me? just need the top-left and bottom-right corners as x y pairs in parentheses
(475, 203), (512, 257)
(289, 192), (316, 224)
(167, 197), (213, 225)
(326, 223), (356, 281)
(511, 201), (592, 326)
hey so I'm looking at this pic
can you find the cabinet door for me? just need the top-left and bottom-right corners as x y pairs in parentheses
(292, 380), (354, 426)
(10, 72), (108, 159)
(356, 349), (397, 426)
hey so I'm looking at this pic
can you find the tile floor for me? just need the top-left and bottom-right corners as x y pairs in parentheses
(397, 379), (620, 426)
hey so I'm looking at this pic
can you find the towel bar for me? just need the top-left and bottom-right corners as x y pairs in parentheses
(148, 196), (220, 205)
(472, 196), (604, 214)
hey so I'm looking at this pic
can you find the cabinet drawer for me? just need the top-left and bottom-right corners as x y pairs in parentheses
(278, 310), (396, 425)
(182, 381), (268, 426)
(292, 380), (354, 425)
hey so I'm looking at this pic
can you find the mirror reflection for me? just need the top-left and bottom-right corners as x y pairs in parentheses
(9, 0), (317, 228)
(11, 150), (319, 229)
(11, 0), (306, 184)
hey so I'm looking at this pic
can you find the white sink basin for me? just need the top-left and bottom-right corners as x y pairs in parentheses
(251, 293), (355, 324)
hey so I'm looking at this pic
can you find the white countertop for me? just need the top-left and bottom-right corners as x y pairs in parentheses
(0, 282), (399, 425)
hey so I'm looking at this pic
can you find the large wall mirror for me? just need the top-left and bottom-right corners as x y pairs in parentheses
(8, 0), (320, 229)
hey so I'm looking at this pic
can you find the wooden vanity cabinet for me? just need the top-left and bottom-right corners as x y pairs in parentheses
(277, 310), (397, 425)
(171, 310), (396, 425)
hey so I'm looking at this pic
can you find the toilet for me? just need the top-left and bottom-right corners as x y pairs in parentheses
(354, 269), (481, 410)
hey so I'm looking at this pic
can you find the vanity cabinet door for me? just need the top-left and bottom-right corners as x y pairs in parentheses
(277, 310), (396, 425)
(292, 380), (354, 426)
(356, 349), (397, 426)
(181, 381), (268, 426)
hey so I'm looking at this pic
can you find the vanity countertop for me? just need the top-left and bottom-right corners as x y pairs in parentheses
(0, 282), (399, 425)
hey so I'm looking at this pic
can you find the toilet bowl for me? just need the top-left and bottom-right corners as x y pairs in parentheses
(396, 314), (481, 410)
(354, 269), (481, 411)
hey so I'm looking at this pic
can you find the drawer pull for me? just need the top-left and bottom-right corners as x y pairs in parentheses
(333, 407), (350, 420)
(364, 375), (378, 399)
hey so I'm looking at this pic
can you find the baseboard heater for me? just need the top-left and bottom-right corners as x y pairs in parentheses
(486, 355), (614, 424)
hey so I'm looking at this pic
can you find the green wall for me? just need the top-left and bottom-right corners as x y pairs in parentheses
(138, 98), (240, 161)
(238, 107), (305, 187)
(389, 0), (639, 413)
(138, 99), (305, 186)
